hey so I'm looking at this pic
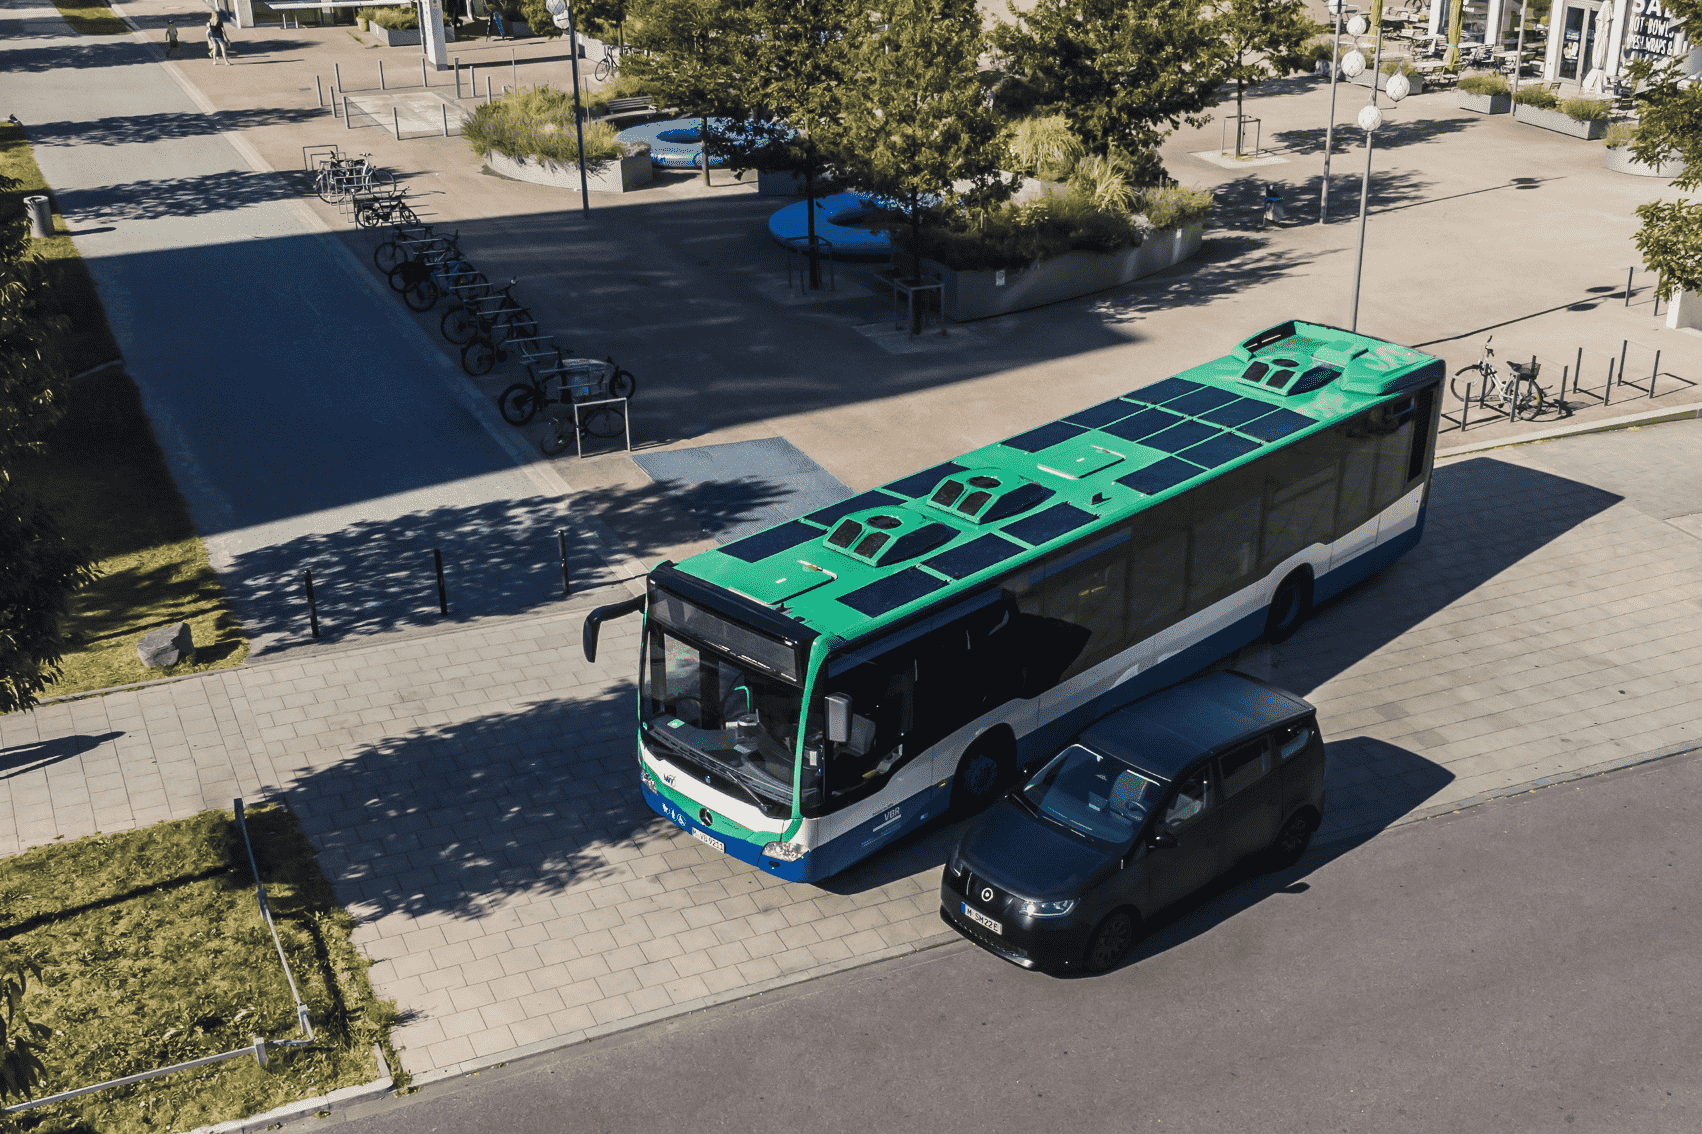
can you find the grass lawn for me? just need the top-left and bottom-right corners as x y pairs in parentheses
(1, 806), (400, 1133)
(2, 124), (249, 703)
(52, 0), (128, 35)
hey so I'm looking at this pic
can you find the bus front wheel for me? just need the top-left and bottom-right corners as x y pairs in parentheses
(1265, 569), (1313, 644)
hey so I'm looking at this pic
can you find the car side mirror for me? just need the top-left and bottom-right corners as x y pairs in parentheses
(1147, 831), (1178, 851)
(824, 693), (852, 744)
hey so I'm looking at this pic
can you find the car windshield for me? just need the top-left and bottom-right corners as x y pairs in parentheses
(641, 623), (802, 810)
(1020, 745), (1163, 846)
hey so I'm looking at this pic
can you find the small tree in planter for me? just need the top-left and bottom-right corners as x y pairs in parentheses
(1458, 71), (1510, 113)
(624, 0), (747, 184)
(1211, 0), (1321, 156)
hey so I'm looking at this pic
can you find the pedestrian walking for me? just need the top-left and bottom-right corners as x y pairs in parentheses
(165, 19), (179, 55)
(206, 10), (234, 63)
(1261, 183), (1288, 229)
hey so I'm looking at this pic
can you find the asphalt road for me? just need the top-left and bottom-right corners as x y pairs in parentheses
(322, 748), (1701, 1134)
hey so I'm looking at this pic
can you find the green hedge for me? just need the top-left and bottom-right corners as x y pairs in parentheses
(1458, 72), (1510, 95)
(1514, 86), (1557, 108)
(1559, 97), (1610, 122)
(358, 5), (415, 28)
(1602, 121), (1637, 147)
(1137, 185), (1213, 230)
(465, 86), (626, 165)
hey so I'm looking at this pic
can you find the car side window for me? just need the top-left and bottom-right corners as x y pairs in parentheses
(1274, 722), (1311, 761)
(1218, 739), (1270, 799)
(1161, 771), (1211, 832)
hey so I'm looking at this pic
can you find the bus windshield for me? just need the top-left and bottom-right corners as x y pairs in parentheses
(641, 622), (802, 812)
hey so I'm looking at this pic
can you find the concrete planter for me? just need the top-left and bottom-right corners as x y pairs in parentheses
(1604, 145), (1684, 177)
(1350, 69), (1426, 95)
(1512, 102), (1608, 139)
(924, 220), (1204, 322)
(483, 146), (654, 193)
(369, 23), (455, 46)
(1457, 90), (1512, 113)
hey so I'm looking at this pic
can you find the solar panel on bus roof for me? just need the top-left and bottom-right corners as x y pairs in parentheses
(885, 462), (967, 499)
(837, 567), (948, 616)
(1003, 421), (1088, 453)
(1064, 398), (1142, 429)
(720, 520), (823, 564)
(805, 490), (906, 527)
(1117, 457), (1206, 496)
(1237, 408), (1315, 441)
(1100, 407), (1183, 443)
(1126, 377), (1202, 404)
(1003, 502), (1098, 546)
(1140, 420), (1220, 453)
(925, 533), (1025, 579)
(1200, 397), (1280, 428)
(1181, 432), (1262, 469)
(1164, 387), (1239, 417)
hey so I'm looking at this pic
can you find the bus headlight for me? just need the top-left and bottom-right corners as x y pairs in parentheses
(761, 840), (807, 862)
(641, 766), (657, 794)
(1018, 898), (1076, 918)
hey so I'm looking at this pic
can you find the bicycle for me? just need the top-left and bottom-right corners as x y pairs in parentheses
(373, 222), (440, 275)
(498, 350), (636, 425)
(441, 278), (530, 346)
(1451, 336), (1567, 421)
(355, 193), (416, 230)
(314, 153), (394, 203)
(389, 237), (486, 312)
(593, 42), (621, 83)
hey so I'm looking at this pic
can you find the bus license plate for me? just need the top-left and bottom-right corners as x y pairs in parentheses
(962, 902), (1002, 935)
(692, 828), (725, 854)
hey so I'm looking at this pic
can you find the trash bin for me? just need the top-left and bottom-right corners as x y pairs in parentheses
(24, 195), (51, 239)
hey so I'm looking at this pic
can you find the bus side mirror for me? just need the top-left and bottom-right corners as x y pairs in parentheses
(582, 595), (644, 663)
(824, 693), (853, 744)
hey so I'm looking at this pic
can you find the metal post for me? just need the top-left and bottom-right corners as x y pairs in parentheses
(379, 59), (386, 90)
(469, 63), (475, 98)
(1323, 2), (1350, 221)
(393, 106), (400, 139)
(565, 0), (591, 216)
(1512, 0), (1528, 93)
(434, 549), (449, 615)
(335, 62), (342, 90)
(1626, 265), (1634, 306)
(512, 47), (518, 92)
(558, 529), (571, 595)
(1618, 339), (1628, 388)
(1605, 357), (1614, 405)
(1651, 350), (1660, 398)
(1560, 364), (1568, 400)
(442, 102), (449, 136)
(317, 74), (324, 107)
(422, 57), (428, 87)
(304, 570), (320, 639)
(1462, 381), (1471, 431)
(487, 75), (493, 103)
(1575, 347), (1583, 393)
(456, 57), (462, 98)
(343, 95), (352, 129)
(1350, 27), (1383, 333)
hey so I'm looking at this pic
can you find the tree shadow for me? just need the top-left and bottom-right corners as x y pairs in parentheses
(0, 732), (124, 781)
(276, 687), (660, 924)
(26, 107), (327, 149)
(57, 169), (301, 222)
(1271, 113), (1478, 155)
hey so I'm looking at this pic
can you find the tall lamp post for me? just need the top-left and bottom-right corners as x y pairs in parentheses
(1339, 13), (1409, 332)
(1320, 2), (1357, 223)
(545, 0), (592, 216)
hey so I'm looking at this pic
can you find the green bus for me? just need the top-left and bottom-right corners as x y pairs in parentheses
(584, 320), (1444, 881)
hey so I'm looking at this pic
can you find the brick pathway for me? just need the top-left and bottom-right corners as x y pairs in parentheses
(6, 418), (1702, 1084)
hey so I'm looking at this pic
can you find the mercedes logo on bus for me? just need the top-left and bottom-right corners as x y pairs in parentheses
(700, 809), (714, 828)
(980, 887), (995, 903)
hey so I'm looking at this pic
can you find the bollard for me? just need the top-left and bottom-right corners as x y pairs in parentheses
(343, 95), (352, 129)
(455, 58), (462, 98)
(442, 102), (449, 136)
(304, 570), (321, 639)
(23, 196), (51, 239)
(422, 57), (428, 88)
(1574, 347), (1583, 397)
(434, 549), (449, 616)
(1604, 357), (1614, 406)
(335, 61), (342, 91)
(1626, 265), (1634, 307)
(1618, 340), (1628, 390)
(469, 63), (475, 98)
(559, 529), (571, 596)
(316, 74), (324, 107)
(486, 75), (493, 103)
(393, 106), (400, 139)
(380, 60), (387, 90)
(1651, 351), (1660, 398)
(1462, 382), (1471, 431)
(1560, 365), (1568, 401)
(512, 48), (518, 93)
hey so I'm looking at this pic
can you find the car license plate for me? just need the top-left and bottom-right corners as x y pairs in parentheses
(692, 827), (725, 854)
(961, 902), (1001, 935)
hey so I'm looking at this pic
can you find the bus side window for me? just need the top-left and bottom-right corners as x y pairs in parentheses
(1125, 522), (1187, 645)
(1187, 465), (1263, 611)
(1260, 433), (1338, 573)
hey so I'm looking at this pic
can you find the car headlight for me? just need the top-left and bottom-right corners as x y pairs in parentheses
(1018, 898), (1076, 918)
(761, 840), (807, 862)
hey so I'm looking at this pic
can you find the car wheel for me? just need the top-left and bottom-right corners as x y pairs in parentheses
(1083, 908), (1138, 973)
(1265, 810), (1318, 872)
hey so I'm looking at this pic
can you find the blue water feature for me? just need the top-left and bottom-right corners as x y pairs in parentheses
(765, 192), (894, 259)
(617, 118), (734, 168)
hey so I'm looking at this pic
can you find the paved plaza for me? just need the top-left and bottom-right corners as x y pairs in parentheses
(4, 0), (1702, 1096)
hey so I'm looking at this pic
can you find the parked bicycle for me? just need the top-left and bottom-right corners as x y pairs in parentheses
(388, 237), (486, 312)
(1452, 336), (1568, 421)
(372, 222), (439, 275)
(355, 194), (417, 230)
(498, 349), (636, 425)
(314, 153), (394, 203)
(594, 42), (622, 83)
(441, 278), (531, 347)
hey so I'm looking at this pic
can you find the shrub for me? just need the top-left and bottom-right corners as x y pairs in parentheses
(1602, 121), (1637, 147)
(358, 5), (416, 28)
(1004, 115), (1085, 182)
(1560, 97), (1610, 122)
(1302, 37), (1334, 67)
(1458, 72), (1510, 95)
(1380, 59), (1416, 76)
(464, 86), (627, 166)
(1514, 86), (1558, 108)
(1136, 184), (1213, 230)
(1068, 152), (1135, 214)
(896, 191), (1143, 272)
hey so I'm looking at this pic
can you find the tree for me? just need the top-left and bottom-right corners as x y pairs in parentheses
(991, 0), (1226, 183)
(1, 175), (99, 715)
(1626, 0), (1702, 301)
(709, 0), (866, 288)
(0, 950), (52, 1104)
(624, 0), (748, 184)
(578, 0), (627, 47)
(835, 0), (1008, 293)
(1213, 0), (1321, 156)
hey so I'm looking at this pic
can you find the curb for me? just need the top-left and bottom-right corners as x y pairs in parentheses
(179, 1046), (392, 1134)
(1435, 403), (1702, 460)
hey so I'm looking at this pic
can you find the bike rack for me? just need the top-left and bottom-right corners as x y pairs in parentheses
(570, 396), (631, 458)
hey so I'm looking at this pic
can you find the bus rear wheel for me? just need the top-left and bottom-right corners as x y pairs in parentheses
(1265, 569), (1313, 644)
(952, 734), (1011, 817)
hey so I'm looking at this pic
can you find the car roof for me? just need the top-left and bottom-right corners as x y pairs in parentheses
(1077, 671), (1313, 782)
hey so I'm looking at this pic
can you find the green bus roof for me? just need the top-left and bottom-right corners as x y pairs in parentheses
(672, 320), (1441, 647)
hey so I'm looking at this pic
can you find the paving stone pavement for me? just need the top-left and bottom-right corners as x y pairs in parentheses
(5, 420), (1702, 1082)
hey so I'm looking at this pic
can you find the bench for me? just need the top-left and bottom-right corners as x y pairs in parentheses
(604, 96), (654, 116)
